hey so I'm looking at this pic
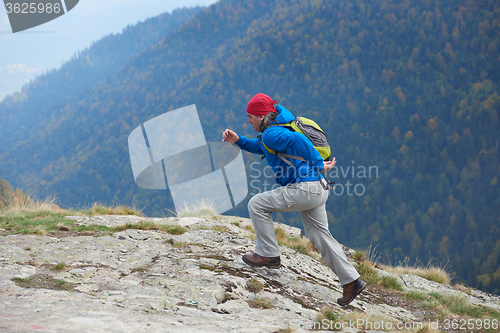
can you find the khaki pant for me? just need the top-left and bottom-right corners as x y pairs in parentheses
(248, 181), (359, 286)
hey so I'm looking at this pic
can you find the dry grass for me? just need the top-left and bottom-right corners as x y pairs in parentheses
(426, 292), (499, 319)
(177, 199), (218, 219)
(6, 190), (64, 213)
(353, 244), (381, 264)
(85, 202), (142, 216)
(356, 260), (405, 291)
(113, 221), (186, 235)
(355, 244), (451, 286)
(353, 249), (366, 261)
(2, 189), (142, 217)
(382, 264), (451, 285)
(246, 278), (263, 293)
(357, 261), (380, 285)
(405, 290), (428, 302)
(51, 262), (70, 272)
(243, 224), (255, 232)
(247, 297), (274, 309)
(380, 275), (404, 291)
(274, 225), (318, 257)
(0, 190), (157, 236)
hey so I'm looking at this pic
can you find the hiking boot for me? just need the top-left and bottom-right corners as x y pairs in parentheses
(337, 278), (366, 306)
(242, 253), (281, 268)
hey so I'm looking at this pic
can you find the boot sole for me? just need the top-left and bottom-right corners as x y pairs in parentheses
(242, 257), (282, 269)
(337, 280), (367, 306)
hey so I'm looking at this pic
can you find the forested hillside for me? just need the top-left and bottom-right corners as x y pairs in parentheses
(0, 0), (499, 293)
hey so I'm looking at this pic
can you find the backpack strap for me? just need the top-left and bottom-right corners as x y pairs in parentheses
(259, 122), (299, 160)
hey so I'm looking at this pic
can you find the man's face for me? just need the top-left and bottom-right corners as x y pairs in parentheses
(247, 113), (264, 132)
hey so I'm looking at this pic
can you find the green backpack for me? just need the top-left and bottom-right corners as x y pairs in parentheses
(260, 116), (331, 162)
(259, 116), (334, 189)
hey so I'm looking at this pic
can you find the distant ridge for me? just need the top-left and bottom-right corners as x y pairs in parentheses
(0, 6), (203, 148)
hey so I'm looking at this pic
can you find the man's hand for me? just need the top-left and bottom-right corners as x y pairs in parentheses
(323, 157), (336, 172)
(222, 129), (239, 144)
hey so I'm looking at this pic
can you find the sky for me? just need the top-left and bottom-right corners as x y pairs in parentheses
(0, 0), (219, 100)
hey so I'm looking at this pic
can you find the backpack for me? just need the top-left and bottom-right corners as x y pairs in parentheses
(259, 116), (334, 189)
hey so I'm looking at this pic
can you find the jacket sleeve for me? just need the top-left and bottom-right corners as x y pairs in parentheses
(235, 134), (264, 155)
(263, 128), (324, 170)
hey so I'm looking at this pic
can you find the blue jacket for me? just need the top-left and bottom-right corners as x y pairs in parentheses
(235, 105), (324, 186)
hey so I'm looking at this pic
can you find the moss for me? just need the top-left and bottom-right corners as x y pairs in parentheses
(11, 274), (75, 292)
(199, 264), (217, 271)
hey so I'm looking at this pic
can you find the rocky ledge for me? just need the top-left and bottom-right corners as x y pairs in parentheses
(1, 215), (499, 332)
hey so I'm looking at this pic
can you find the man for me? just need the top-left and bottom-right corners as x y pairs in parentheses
(222, 93), (366, 306)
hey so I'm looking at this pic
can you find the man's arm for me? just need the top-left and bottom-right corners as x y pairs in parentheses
(222, 129), (263, 155)
(222, 129), (239, 143)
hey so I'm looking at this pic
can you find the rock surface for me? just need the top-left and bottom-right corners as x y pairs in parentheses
(0, 215), (499, 332)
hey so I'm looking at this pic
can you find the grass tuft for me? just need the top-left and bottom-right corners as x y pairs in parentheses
(0, 190), (147, 236)
(353, 249), (366, 261)
(356, 261), (405, 291)
(428, 292), (489, 318)
(247, 297), (274, 309)
(357, 261), (380, 285)
(11, 274), (75, 292)
(380, 275), (404, 291)
(112, 221), (186, 235)
(405, 290), (428, 302)
(246, 278), (263, 293)
(320, 307), (339, 321)
(177, 199), (217, 219)
(5, 190), (64, 213)
(243, 224), (255, 233)
(51, 262), (70, 272)
(83, 202), (142, 216)
(274, 225), (318, 257)
(381, 257), (451, 285)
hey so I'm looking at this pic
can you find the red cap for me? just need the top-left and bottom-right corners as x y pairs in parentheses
(246, 93), (277, 116)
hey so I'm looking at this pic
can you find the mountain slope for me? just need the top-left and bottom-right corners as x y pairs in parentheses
(0, 0), (499, 293)
(1, 215), (499, 332)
